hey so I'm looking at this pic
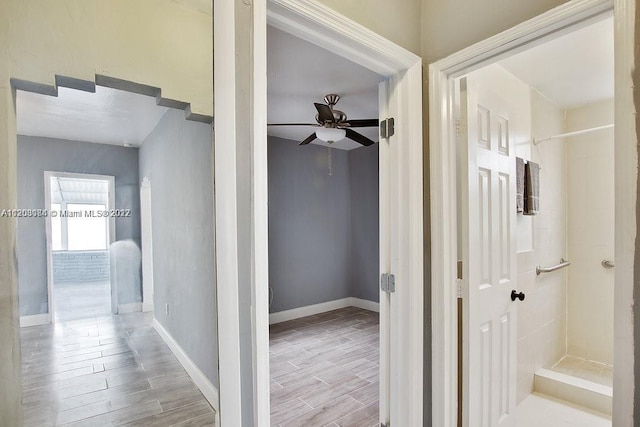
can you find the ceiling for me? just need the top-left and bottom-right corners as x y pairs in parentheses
(267, 26), (383, 151)
(51, 177), (109, 205)
(499, 16), (613, 109)
(17, 86), (169, 147)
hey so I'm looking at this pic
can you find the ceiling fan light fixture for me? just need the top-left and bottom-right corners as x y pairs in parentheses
(315, 127), (346, 143)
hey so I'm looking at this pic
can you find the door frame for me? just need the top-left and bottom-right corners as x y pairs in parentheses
(44, 171), (116, 323)
(213, 0), (424, 425)
(140, 176), (154, 313)
(428, 0), (634, 425)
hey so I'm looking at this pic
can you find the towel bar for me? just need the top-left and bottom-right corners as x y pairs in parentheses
(536, 259), (571, 276)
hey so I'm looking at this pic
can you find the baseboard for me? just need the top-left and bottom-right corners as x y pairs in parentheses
(142, 301), (154, 313)
(269, 297), (379, 324)
(349, 297), (380, 313)
(152, 318), (220, 412)
(118, 302), (142, 314)
(20, 313), (50, 328)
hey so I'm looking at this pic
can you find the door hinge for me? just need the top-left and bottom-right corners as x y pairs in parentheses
(380, 118), (395, 138)
(455, 118), (466, 137)
(380, 273), (395, 293)
(456, 278), (464, 298)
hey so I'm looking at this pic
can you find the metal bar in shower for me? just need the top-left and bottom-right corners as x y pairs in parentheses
(536, 259), (571, 276)
(533, 124), (614, 145)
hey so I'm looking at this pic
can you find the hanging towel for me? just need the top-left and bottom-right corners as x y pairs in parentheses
(524, 161), (540, 215)
(516, 157), (525, 213)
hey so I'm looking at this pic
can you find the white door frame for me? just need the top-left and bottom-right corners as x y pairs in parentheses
(140, 176), (154, 313)
(213, 0), (423, 425)
(428, 0), (635, 425)
(44, 171), (116, 323)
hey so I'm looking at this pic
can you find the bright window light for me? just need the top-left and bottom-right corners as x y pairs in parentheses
(67, 203), (108, 250)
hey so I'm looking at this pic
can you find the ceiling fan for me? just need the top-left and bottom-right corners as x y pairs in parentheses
(267, 94), (379, 146)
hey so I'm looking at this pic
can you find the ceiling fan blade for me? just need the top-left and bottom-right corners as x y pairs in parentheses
(345, 128), (376, 146)
(314, 103), (335, 123)
(299, 132), (317, 145)
(268, 123), (319, 127)
(343, 119), (379, 128)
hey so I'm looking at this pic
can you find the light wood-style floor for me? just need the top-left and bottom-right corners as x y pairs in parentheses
(21, 311), (217, 426)
(269, 307), (380, 427)
(53, 281), (112, 323)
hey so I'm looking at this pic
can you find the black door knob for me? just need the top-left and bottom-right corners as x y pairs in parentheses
(511, 290), (525, 301)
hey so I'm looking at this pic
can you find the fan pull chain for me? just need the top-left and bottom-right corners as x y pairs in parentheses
(328, 147), (333, 176)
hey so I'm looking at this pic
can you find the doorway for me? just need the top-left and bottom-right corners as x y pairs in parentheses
(214, 0), (425, 424)
(15, 80), (220, 425)
(266, 24), (383, 423)
(45, 172), (115, 322)
(429, 0), (632, 425)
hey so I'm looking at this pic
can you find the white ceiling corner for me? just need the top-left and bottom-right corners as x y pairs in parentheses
(498, 17), (613, 109)
(267, 25), (383, 151)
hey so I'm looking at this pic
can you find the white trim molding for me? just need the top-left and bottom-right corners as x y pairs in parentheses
(141, 301), (154, 313)
(612, 0), (636, 424)
(213, 0), (243, 423)
(269, 297), (380, 325)
(350, 297), (380, 313)
(266, 0), (418, 77)
(214, 0), (424, 424)
(428, 0), (633, 426)
(43, 171), (116, 323)
(20, 313), (50, 328)
(152, 318), (220, 413)
(117, 302), (142, 314)
(140, 176), (154, 314)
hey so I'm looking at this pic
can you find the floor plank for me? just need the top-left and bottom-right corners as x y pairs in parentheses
(21, 310), (216, 426)
(269, 307), (379, 425)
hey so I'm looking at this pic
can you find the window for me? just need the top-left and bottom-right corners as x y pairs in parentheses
(51, 203), (109, 251)
(48, 176), (111, 251)
(67, 204), (108, 250)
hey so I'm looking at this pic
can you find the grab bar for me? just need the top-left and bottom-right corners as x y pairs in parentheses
(536, 259), (571, 276)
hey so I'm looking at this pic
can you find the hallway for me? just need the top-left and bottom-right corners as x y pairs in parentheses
(20, 312), (216, 426)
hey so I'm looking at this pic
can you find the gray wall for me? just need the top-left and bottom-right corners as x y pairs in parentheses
(349, 145), (379, 302)
(53, 251), (110, 283)
(139, 109), (218, 387)
(17, 136), (140, 316)
(268, 136), (379, 312)
(268, 137), (351, 312)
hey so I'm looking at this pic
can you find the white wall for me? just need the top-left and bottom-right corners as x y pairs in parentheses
(3, 0), (213, 117)
(565, 99), (615, 365)
(421, 0), (571, 62)
(515, 88), (568, 403)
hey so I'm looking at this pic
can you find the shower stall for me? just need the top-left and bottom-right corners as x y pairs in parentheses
(516, 94), (614, 415)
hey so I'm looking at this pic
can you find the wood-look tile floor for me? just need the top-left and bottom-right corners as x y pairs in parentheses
(53, 281), (112, 323)
(269, 307), (379, 427)
(21, 312), (217, 426)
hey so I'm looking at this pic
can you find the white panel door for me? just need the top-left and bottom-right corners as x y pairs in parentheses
(459, 69), (519, 427)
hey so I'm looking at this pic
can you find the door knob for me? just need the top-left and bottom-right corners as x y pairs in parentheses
(511, 290), (525, 302)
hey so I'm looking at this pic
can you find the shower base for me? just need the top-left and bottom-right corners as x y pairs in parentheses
(534, 355), (613, 415)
